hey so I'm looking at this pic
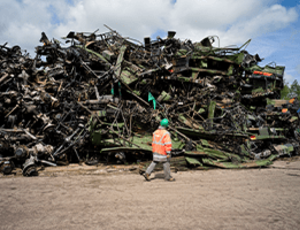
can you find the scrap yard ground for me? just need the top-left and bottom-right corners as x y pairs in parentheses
(1, 158), (300, 230)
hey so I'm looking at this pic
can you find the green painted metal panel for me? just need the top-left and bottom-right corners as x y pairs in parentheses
(185, 157), (203, 166)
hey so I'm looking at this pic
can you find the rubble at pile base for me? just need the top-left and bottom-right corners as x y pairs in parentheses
(0, 26), (299, 176)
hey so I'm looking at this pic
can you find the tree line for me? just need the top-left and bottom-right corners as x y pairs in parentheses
(281, 80), (300, 100)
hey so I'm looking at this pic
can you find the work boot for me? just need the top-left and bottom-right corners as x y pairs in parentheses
(143, 173), (151, 181)
(166, 177), (175, 182)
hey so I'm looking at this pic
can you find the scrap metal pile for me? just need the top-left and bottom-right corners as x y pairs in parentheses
(0, 26), (299, 176)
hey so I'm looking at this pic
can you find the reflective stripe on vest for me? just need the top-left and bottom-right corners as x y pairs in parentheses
(152, 131), (170, 146)
(163, 141), (172, 145)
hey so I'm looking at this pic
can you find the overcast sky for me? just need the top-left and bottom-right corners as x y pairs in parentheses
(0, 0), (299, 83)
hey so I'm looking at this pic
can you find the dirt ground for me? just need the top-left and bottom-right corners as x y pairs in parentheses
(1, 159), (300, 230)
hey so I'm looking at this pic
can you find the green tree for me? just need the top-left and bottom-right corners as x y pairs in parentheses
(289, 80), (300, 100)
(280, 85), (290, 99)
(280, 79), (290, 99)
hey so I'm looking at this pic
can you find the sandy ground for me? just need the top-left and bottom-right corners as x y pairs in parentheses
(1, 160), (300, 230)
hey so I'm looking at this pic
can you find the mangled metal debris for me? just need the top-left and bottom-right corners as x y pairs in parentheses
(0, 26), (299, 177)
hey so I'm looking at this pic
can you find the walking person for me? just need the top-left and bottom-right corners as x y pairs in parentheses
(143, 118), (175, 182)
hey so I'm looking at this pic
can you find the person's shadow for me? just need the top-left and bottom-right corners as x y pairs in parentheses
(150, 173), (165, 181)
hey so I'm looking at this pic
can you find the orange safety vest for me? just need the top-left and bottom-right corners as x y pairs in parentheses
(152, 128), (172, 155)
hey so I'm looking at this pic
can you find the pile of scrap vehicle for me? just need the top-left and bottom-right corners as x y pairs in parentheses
(0, 25), (299, 177)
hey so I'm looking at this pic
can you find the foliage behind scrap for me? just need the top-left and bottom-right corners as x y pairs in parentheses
(281, 80), (300, 101)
